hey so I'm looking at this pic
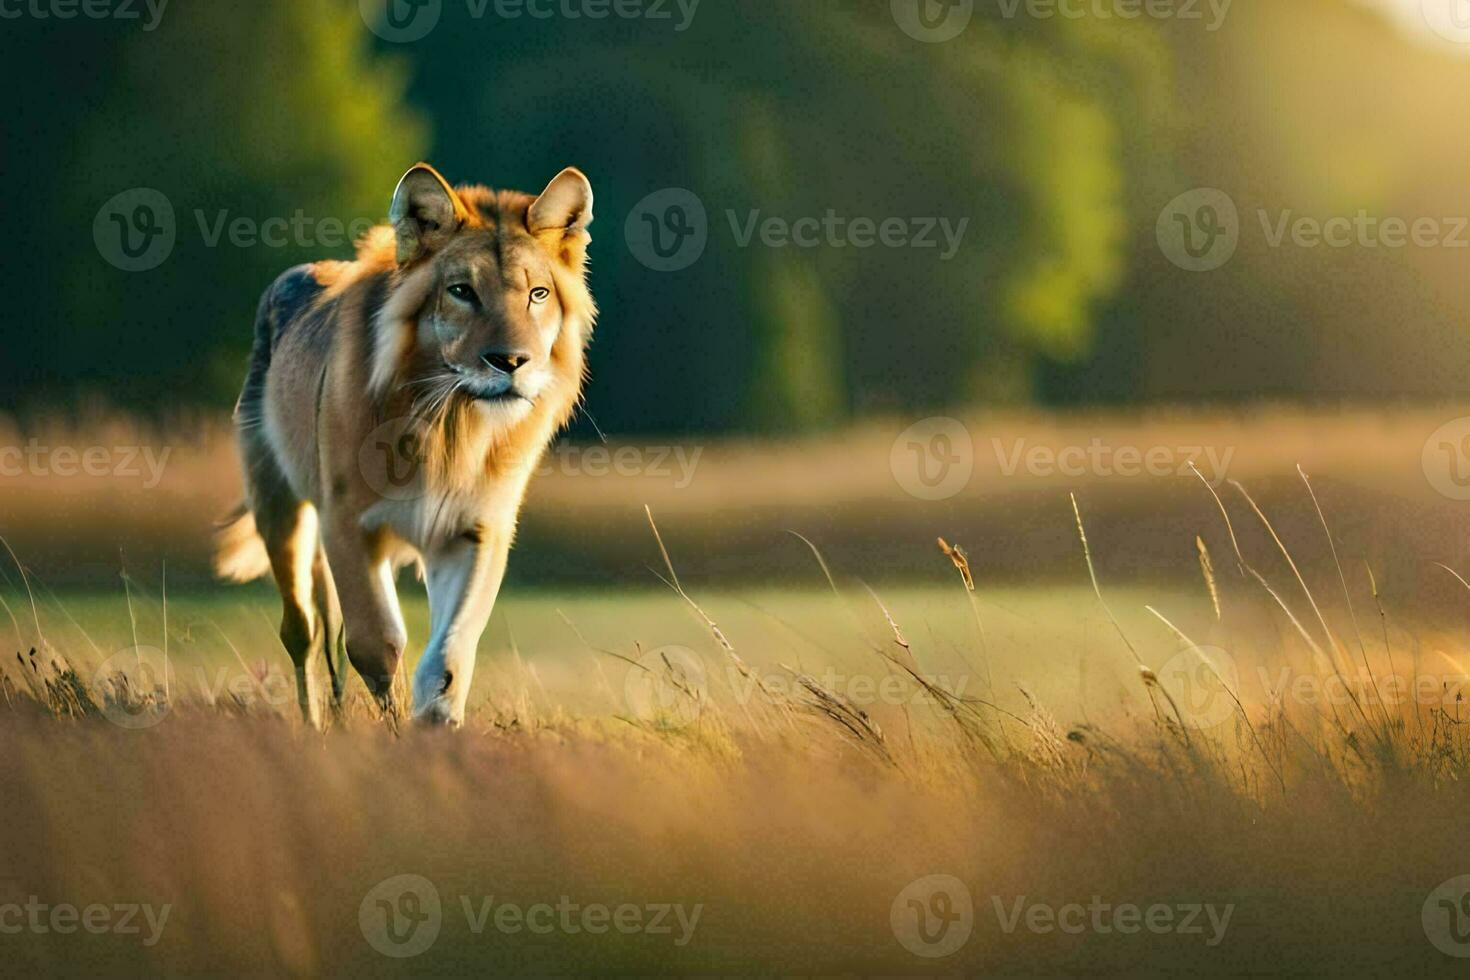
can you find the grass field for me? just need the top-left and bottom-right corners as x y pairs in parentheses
(9, 409), (1470, 973)
(8, 549), (1470, 973)
(6, 581), (1211, 724)
(6, 405), (1470, 589)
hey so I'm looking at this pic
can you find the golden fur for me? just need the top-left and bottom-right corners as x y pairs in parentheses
(217, 163), (596, 725)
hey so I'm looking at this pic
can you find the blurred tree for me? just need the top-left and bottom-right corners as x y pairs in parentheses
(1, 1), (1174, 432)
(0, 1), (425, 414)
(401, 3), (1174, 433)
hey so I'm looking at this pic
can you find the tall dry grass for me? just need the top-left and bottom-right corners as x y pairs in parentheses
(4, 476), (1470, 974)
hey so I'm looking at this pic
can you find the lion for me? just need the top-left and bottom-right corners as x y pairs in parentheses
(214, 163), (595, 727)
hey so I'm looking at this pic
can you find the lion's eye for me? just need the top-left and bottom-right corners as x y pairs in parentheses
(447, 283), (476, 303)
(529, 286), (551, 304)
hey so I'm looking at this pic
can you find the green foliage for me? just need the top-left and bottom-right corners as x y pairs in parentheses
(404, 5), (1173, 431)
(0, 1), (1171, 430)
(0, 2), (425, 411)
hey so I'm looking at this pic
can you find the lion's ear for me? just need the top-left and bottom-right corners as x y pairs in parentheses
(389, 163), (469, 265)
(528, 167), (593, 237)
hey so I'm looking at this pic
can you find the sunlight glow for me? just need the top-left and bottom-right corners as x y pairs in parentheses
(1356, 0), (1470, 51)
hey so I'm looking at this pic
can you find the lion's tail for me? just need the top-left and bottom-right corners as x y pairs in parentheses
(214, 503), (271, 583)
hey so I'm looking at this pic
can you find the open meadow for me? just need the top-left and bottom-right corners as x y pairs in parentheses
(12, 3), (1470, 974)
(6, 409), (1470, 973)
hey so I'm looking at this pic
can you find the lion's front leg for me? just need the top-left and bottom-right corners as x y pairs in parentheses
(412, 530), (508, 726)
(321, 516), (408, 717)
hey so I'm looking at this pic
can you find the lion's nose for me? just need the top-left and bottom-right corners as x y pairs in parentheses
(481, 350), (531, 374)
